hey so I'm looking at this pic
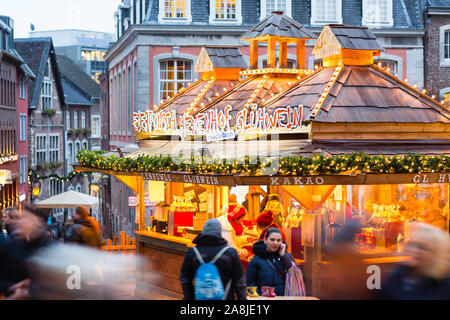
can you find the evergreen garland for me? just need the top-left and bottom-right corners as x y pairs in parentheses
(76, 150), (450, 176)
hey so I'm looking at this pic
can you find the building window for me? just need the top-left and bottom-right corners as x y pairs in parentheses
(376, 59), (397, 76)
(310, 0), (342, 25)
(210, 0), (242, 24)
(67, 141), (74, 166)
(19, 114), (27, 142)
(439, 25), (450, 66)
(261, 0), (291, 19)
(36, 135), (46, 165)
(49, 178), (62, 197)
(75, 141), (81, 160)
(82, 140), (88, 150)
(41, 80), (52, 109)
(444, 30), (450, 60)
(92, 115), (101, 138)
(128, 66), (132, 135)
(49, 135), (59, 163)
(20, 155), (27, 184)
(159, 0), (191, 23)
(81, 111), (86, 128)
(66, 111), (71, 129)
(76, 184), (82, 193)
(362, 0), (393, 27)
(19, 75), (26, 100)
(159, 59), (192, 102)
(74, 111), (78, 129)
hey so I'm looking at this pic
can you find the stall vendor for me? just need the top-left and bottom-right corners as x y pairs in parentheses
(217, 194), (253, 257)
(263, 194), (286, 227)
(256, 210), (287, 242)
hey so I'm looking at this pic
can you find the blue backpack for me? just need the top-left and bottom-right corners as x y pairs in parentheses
(192, 246), (232, 300)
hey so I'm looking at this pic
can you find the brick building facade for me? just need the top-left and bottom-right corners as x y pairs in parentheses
(424, 1), (450, 105)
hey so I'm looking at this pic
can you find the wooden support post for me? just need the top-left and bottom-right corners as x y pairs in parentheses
(267, 37), (277, 68)
(297, 39), (305, 69)
(279, 41), (288, 68)
(138, 177), (145, 231)
(250, 40), (259, 70)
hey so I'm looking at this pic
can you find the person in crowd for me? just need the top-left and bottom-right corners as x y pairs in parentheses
(262, 194), (285, 227)
(246, 228), (295, 296)
(256, 210), (286, 242)
(376, 221), (450, 300)
(242, 193), (249, 212)
(217, 194), (252, 258)
(0, 204), (52, 299)
(47, 216), (62, 242)
(65, 207), (101, 248)
(1, 207), (20, 243)
(179, 219), (247, 300)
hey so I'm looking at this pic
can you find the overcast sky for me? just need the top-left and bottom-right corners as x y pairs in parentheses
(2, 0), (122, 38)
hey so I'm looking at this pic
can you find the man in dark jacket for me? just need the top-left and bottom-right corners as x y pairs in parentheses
(179, 219), (247, 300)
(66, 207), (101, 248)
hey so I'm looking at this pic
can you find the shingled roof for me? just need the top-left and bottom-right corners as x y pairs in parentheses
(15, 37), (65, 109)
(56, 54), (100, 101)
(264, 64), (450, 124)
(327, 25), (382, 51)
(204, 47), (248, 69)
(241, 11), (316, 41)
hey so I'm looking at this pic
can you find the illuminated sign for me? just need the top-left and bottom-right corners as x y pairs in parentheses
(133, 104), (304, 138)
(0, 154), (19, 165)
(0, 170), (12, 185)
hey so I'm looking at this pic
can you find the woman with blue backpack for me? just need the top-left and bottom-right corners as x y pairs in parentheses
(246, 227), (297, 296)
(179, 219), (247, 300)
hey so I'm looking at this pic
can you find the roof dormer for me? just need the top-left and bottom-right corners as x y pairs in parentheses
(194, 47), (248, 81)
(313, 24), (382, 67)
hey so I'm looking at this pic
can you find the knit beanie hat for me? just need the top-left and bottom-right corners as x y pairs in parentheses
(228, 204), (247, 220)
(256, 210), (274, 228)
(202, 218), (222, 238)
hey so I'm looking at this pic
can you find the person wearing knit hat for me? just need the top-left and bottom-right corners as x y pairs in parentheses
(264, 194), (286, 227)
(217, 194), (251, 258)
(256, 210), (287, 242)
(179, 218), (247, 300)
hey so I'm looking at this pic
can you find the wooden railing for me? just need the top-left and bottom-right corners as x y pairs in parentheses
(101, 231), (136, 280)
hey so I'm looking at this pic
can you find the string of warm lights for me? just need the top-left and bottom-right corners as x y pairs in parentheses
(77, 150), (450, 176)
(28, 168), (85, 183)
(240, 68), (312, 76)
(187, 79), (215, 115)
(0, 153), (19, 165)
(310, 63), (343, 119)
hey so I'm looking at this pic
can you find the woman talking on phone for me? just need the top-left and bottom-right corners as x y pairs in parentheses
(246, 228), (295, 296)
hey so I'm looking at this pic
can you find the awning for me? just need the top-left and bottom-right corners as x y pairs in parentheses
(35, 190), (99, 209)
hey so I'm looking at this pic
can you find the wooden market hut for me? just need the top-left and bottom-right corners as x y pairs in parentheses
(74, 16), (450, 299)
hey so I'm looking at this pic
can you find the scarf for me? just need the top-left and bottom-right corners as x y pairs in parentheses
(227, 214), (244, 236)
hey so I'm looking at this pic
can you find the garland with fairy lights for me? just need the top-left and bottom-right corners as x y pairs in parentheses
(28, 168), (86, 183)
(77, 150), (450, 176)
(0, 153), (19, 165)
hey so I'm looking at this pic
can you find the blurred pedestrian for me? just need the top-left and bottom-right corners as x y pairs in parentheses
(0, 204), (51, 299)
(47, 216), (62, 242)
(376, 222), (450, 300)
(242, 193), (249, 212)
(246, 228), (295, 296)
(179, 219), (247, 300)
(65, 207), (101, 248)
(321, 219), (372, 300)
(1, 207), (20, 242)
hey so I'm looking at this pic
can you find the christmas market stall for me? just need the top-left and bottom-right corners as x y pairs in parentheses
(74, 12), (450, 299)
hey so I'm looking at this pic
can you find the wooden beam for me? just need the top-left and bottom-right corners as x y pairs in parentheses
(297, 39), (305, 69)
(279, 41), (288, 68)
(250, 40), (259, 70)
(116, 175), (139, 193)
(267, 37), (277, 68)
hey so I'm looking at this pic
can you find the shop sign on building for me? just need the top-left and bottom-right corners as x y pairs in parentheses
(0, 170), (12, 185)
(133, 104), (304, 138)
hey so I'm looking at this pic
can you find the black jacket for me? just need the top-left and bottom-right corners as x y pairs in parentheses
(246, 240), (294, 296)
(376, 265), (450, 300)
(67, 219), (101, 248)
(179, 233), (247, 300)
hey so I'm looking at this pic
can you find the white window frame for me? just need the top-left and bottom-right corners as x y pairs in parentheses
(40, 80), (53, 110)
(66, 111), (71, 129)
(49, 134), (59, 163)
(158, 0), (192, 24)
(49, 177), (63, 197)
(19, 113), (27, 142)
(440, 25), (450, 67)
(74, 111), (78, 129)
(82, 139), (89, 150)
(260, 0), (292, 19)
(19, 75), (26, 100)
(209, 0), (242, 24)
(81, 111), (86, 128)
(362, 0), (393, 28)
(76, 183), (82, 193)
(36, 134), (47, 165)
(310, 0), (342, 26)
(67, 141), (74, 166)
(91, 115), (101, 138)
(158, 58), (194, 103)
(75, 140), (81, 160)
(20, 155), (27, 184)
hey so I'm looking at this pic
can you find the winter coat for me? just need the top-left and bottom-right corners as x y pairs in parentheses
(67, 219), (101, 248)
(376, 265), (450, 300)
(246, 240), (294, 296)
(179, 233), (247, 300)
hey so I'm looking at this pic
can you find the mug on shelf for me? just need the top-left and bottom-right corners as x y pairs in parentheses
(261, 286), (276, 297)
(247, 286), (258, 297)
